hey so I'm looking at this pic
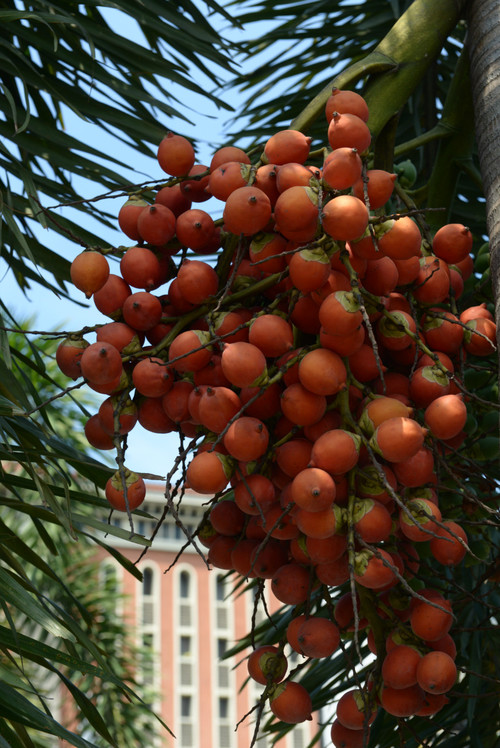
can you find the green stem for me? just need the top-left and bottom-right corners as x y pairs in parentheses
(425, 43), (477, 229)
(393, 122), (456, 160)
(289, 54), (397, 133)
(363, 0), (469, 140)
(356, 585), (387, 664)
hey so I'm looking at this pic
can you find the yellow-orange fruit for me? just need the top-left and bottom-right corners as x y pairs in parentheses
(321, 195), (369, 241)
(264, 129), (312, 165)
(223, 185), (272, 235)
(157, 132), (195, 176)
(70, 251), (109, 298)
(370, 417), (426, 463)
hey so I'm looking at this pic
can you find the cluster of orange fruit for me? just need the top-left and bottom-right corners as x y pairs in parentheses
(56, 87), (496, 745)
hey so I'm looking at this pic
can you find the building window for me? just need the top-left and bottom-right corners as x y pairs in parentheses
(143, 566), (153, 596)
(219, 697), (229, 719)
(175, 565), (198, 748)
(216, 574), (226, 601)
(180, 570), (190, 598)
(137, 563), (161, 698)
(212, 573), (236, 748)
(218, 637), (227, 658)
(181, 695), (191, 718)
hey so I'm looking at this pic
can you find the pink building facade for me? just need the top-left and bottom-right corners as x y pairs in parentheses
(98, 483), (321, 748)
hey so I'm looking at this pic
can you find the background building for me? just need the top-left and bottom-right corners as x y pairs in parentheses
(99, 482), (320, 748)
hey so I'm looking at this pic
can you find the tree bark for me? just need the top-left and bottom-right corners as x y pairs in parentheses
(467, 0), (500, 359)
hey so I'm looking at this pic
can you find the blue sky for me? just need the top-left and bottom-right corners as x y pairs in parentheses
(1, 5), (255, 477)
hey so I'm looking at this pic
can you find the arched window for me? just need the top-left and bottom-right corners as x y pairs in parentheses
(174, 565), (198, 747)
(212, 573), (236, 748)
(143, 566), (153, 597)
(137, 563), (161, 696)
(247, 582), (270, 747)
(180, 569), (190, 599)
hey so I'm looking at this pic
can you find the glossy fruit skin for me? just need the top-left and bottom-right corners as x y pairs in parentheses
(209, 499), (245, 536)
(269, 681), (313, 724)
(120, 246), (165, 291)
(380, 684), (425, 717)
(432, 223), (473, 264)
(264, 129), (312, 165)
(297, 616), (341, 658)
(327, 112), (372, 152)
(377, 216), (422, 260)
(322, 147), (363, 190)
(137, 396), (176, 434)
(424, 394), (467, 440)
(122, 292), (163, 331)
(421, 309), (464, 354)
(168, 330), (212, 374)
(155, 183), (192, 216)
(280, 382), (327, 427)
(208, 161), (250, 201)
(416, 651), (457, 694)
(56, 337), (89, 379)
(98, 396), (138, 436)
(325, 88), (370, 122)
(210, 145), (251, 171)
(353, 499), (392, 543)
(175, 208), (216, 251)
(137, 204), (176, 246)
(319, 290), (363, 336)
(223, 186), (272, 236)
(336, 689), (377, 731)
(290, 467), (336, 512)
(198, 386), (241, 434)
(370, 417), (426, 463)
(276, 161), (318, 191)
(247, 646), (288, 685)
(410, 592), (453, 641)
(223, 416), (270, 462)
(353, 548), (397, 590)
(399, 498), (441, 542)
(157, 132), (195, 176)
(322, 195), (369, 241)
(179, 163), (210, 202)
(84, 414), (115, 450)
(118, 196), (149, 240)
(271, 563), (311, 605)
(274, 185), (319, 236)
(310, 428), (361, 475)
(248, 314), (294, 357)
(70, 251), (110, 299)
(429, 521), (468, 565)
(93, 274), (131, 319)
(176, 259), (218, 305)
(463, 317), (497, 356)
(330, 718), (370, 748)
(132, 357), (173, 398)
(352, 169), (397, 208)
(105, 470), (146, 511)
(97, 322), (142, 354)
(382, 644), (422, 689)
(185, 451), (232, 494)
(413, 256), (451, 304)
(80, 341), (123, 385)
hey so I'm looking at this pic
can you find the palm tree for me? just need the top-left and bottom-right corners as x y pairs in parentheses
(0, 2), (240, 745)
(219, 2), (500, 746)
(1, 1), (499, 747)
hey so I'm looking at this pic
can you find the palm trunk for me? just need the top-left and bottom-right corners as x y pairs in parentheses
(467, 0), (500, 358)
